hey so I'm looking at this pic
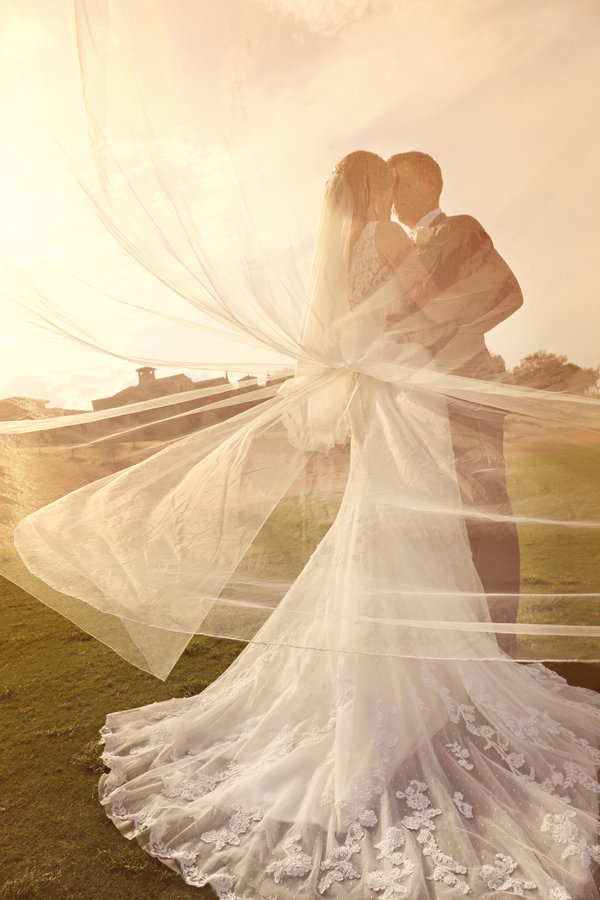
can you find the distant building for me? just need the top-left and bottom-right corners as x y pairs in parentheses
(89, 366), (286, 443)
(91, 366), (231, 411)
(1, 369), (286, 448)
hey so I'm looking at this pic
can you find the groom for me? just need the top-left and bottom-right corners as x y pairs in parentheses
(387, 151), (523, 654)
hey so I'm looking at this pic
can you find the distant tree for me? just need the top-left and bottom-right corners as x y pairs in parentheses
(506, 351), (599, 394)
(489, 354), (507, 375)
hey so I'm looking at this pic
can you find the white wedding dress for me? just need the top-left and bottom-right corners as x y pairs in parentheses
(98, 222), (600, 899)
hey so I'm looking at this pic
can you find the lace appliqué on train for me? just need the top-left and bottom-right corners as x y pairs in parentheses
(265, 835), (312, 884)
(479, 854), (537, 894)
(364, 828), (414, 896)
(396, 780), (470, 894)
(541, 811), (600, 866)
(201, 806), (263, 850)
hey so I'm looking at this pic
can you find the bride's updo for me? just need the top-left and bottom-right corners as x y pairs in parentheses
(333, 150), (392, 224)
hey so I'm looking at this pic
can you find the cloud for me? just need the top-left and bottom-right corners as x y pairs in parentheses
(261, 0), (382, 34)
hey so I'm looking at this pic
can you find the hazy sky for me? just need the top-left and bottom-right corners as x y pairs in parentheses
(1, 0), (599, 409)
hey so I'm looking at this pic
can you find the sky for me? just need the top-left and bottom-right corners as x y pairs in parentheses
(1, 0), (599, 410)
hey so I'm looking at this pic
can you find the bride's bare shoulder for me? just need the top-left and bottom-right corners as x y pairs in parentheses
(374, 220), (411, 266)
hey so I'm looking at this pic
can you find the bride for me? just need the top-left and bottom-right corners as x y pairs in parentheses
(45, 150), (596, 898)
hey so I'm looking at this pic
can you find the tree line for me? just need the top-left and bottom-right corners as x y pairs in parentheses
(491, 351), (599, 394)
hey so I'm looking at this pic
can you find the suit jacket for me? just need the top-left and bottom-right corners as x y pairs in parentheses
(411, 213), (523, 377)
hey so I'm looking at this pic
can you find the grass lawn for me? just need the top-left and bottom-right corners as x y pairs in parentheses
(508, 445), (600, 661)
(0, 580), (241, 899)
(1, 441), (600, 897)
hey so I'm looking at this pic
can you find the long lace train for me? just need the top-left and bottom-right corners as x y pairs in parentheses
(100, 647), (600, 898)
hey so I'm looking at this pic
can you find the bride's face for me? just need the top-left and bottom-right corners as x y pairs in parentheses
(374, 184), (394, 220)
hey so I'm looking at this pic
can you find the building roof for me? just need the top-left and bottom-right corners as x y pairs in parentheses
(92, 372), (232, 411)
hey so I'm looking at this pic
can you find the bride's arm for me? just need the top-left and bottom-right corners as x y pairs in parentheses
(375, 221), (440, 309)
(374, 221), (457, 348)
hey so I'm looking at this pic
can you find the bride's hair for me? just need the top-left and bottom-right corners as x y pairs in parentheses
(333, 151), (392, 223)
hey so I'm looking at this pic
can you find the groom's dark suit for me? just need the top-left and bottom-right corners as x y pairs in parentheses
(412, 213), (523, 654)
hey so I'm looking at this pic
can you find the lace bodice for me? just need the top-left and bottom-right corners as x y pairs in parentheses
(349, 221), (393, 306)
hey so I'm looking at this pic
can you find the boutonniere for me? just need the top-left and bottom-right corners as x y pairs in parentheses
(411, 226), (430, 246)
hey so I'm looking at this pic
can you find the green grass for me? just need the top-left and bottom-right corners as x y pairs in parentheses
(507, 446), (600, 660)
(0, 579), (243, 899)
(1, 444), (600, 897)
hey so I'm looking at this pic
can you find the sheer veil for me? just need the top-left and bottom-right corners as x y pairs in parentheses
(1, 0), (600, 681)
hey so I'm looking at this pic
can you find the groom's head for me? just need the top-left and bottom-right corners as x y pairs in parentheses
(388, 152), (443, 228)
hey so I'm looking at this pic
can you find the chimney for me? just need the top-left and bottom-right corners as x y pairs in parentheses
(137, 366), (156, 386)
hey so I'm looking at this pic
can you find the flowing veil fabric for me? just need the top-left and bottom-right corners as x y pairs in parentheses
(1, 0), (600, 897)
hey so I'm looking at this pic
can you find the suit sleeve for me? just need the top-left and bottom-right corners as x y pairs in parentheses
(415, 216), (523, 330)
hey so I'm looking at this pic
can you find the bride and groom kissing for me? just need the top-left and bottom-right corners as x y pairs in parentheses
(359, 149), (523, 653)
